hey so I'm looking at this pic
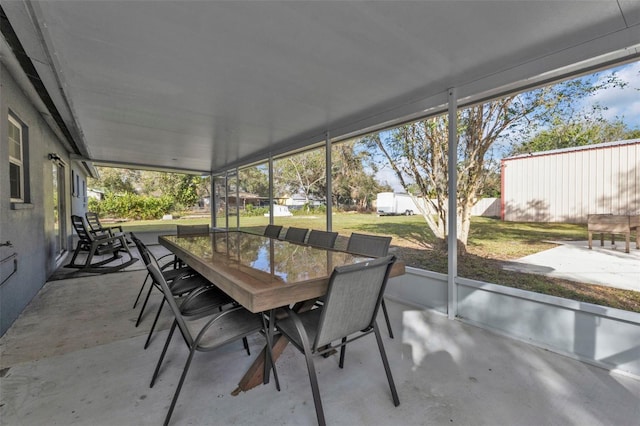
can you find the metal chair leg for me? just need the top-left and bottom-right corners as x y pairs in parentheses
(290, 311), (326, 426)
(338, 337), (347, 369)
(133, 273), (150, 309)
(374, 323), (400, 407)
(242, 337), (250, 356)
(135, 281), (155, 327)
(163, 346), (197, 426)
(381, 298), (394, 339)
(144, 298), (166, 349)
(151, 320), (177, 388)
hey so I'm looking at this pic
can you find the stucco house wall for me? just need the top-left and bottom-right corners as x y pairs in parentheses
(0, 63), (85, 335)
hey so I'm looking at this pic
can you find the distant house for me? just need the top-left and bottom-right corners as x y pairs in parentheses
(283, 193), (325, 209)
(87, 188), (105, 201)
(501, 139), (640, 222)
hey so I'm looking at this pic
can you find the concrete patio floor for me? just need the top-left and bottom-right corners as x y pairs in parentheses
(504, 240), (640, 291)
(2, 240), (640, 425)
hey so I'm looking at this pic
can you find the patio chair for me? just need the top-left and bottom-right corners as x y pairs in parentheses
(66, 215), (137, 272)
(85, 211), (128, 240)
(131, 234), (232, 349)
(131, 233), (194, 317)
(264, 224), (283, 239)
(284, 227), (309, 243)
(306, 230), (338, 249)
(146, 253), (280, 426)
(274, 255), (399, 426)
(347, 233), (394, 339)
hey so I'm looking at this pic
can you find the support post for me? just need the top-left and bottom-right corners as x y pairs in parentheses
(325, 132), (332, 231)
(210, 173), (215, 228)
(447, 87), (458, 320)
(268, 156), (274, 224)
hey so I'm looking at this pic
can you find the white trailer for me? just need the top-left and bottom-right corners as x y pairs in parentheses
(376, 192), (418, 215)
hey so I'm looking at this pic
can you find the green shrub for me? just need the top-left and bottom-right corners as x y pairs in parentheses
(91, 193), (174, 220)
(88, 197), (101, 215)
(241, 204), (269, 217)
(291, 203), (326, 215)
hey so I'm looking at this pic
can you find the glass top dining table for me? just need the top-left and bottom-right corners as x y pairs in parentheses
(159, 230), (405, 313)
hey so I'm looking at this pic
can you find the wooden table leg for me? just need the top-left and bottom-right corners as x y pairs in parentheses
(233, 300), (317, 394)
(233, 334), (290, 394)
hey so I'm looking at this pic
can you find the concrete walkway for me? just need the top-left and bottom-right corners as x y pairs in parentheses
(504, 240), (640, 291)
(1, 242), (639, 425)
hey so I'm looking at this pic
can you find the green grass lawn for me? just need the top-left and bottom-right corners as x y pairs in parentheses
(117, 213), (640, 312)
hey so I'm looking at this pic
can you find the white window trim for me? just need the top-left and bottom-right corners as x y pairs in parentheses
(8, 114), (24, 203)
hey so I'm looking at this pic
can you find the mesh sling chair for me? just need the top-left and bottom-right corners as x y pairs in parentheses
(264, 224), (283, 239)
(131, 232), (194, 323)
(284, 227), (309, 243)
(274, 255), (400, 426)
(306, 230), (338, 249)
(66, 215), (137, 272)
(145, 254), (280, 426)
(131, 234), (234, 350)
(346, 233), (394, 339)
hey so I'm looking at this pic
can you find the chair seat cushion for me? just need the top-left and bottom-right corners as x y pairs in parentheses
(188, 307), (263, 351)
(179, 287), (233, 318)
(169, 274), (210, 296)
(163, 266), (194, 282)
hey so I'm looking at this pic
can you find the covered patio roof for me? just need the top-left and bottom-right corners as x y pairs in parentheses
(2, 1), (640, 173)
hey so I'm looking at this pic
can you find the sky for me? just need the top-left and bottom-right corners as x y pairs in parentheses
(375, 60), (640, 191)
(590, 61), (640, 129)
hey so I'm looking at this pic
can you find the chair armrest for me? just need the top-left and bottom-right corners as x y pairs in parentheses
(105, 224), (124, 233)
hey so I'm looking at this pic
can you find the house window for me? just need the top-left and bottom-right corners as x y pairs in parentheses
(8, 114), (25, 202)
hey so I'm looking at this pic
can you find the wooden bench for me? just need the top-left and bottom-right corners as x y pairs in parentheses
(587, 214), (639, 254)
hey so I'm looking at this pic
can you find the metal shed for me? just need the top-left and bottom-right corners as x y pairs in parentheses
(501, 139), (640, 222)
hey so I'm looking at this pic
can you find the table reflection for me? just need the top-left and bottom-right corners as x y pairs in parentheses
(164, 231), (372, 284)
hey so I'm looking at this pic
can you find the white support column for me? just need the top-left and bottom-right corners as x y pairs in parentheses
(447, 87), (458, 320)
(325, 132), (332, 231)
(235, 167), (240, 230)
(268, 156), (274, 224)
(224, 171), (230, 229)
(209, 173), (215, 228)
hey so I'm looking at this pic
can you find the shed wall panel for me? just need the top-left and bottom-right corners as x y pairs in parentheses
(503, 141), (640, 222)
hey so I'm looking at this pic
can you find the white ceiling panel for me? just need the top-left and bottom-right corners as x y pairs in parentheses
(2, 1), (639, 173)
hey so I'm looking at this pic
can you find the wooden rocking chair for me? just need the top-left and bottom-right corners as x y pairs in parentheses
(66, 215), (137, 272)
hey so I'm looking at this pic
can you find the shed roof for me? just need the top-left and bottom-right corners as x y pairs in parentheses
(503, 138), (640, 161)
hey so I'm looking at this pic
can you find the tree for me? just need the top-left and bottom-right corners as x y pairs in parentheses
(274, 149), (326, 202)
(510, 118), (640, 155)
(156, 173), (201, 208)
(89, 167), (140, 194)
(239, 165), (269, 197)
(331, 141), (389, 211)
(366, 73), (624, 253)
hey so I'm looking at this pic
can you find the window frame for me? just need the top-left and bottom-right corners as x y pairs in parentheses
(8, 114), (24, 203)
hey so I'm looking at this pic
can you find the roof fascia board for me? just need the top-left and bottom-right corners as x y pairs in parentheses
(89, 158), (210, 176)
